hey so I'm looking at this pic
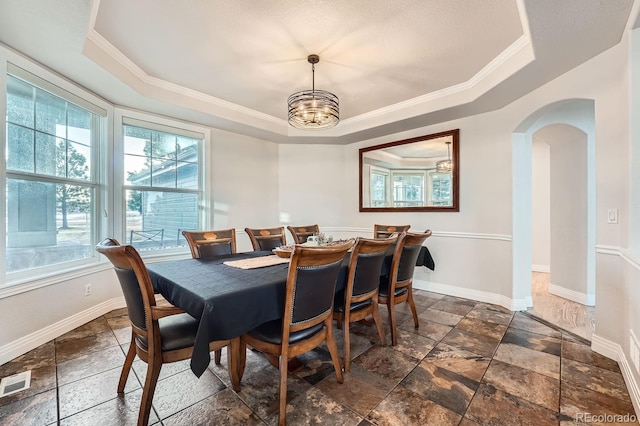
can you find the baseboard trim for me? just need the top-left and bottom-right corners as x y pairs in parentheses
(0, 297), (126, 365)
(591, 334), (620, 360)
(413, 279), (531, 312)
(532, 264), (550, 273)
(592, 333), (640, 417)
(549, 283), (595, 306)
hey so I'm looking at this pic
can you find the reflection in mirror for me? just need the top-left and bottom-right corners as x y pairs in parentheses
(359, 129), (459, 212)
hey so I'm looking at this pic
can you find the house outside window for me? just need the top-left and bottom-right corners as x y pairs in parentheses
(122, 118), (204, 251)
(5, 71), (104, 275)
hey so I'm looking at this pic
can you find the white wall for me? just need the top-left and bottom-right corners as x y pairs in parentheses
(532, 141), (550, 271)
(342, 118), (518, 302)
(538, 125), (589, 299)
(278, 143), (347, 232)
(628, 27), (640, 257)
(210, 129), (280, 252)
(0, 267), (124, 363)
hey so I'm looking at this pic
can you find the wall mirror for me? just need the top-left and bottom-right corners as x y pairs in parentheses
(359, 129), (459, 212)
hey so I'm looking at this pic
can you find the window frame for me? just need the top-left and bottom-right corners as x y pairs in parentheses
(0, 55), (112, 292)
(113, 108), (211, 258)
(391, 170), (427, 207)
(369, 165), (390, 207)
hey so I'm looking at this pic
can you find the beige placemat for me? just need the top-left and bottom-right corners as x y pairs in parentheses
(223, 255), (290, 269)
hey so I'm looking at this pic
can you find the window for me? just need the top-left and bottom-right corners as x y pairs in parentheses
(122, 118), (204, 251)
(429, 172), (452, 206)
(392, 172), (425, 207)
(369, 167), (428, 208)
(370, 167), (389, 207)
(5, 72), (103, 274)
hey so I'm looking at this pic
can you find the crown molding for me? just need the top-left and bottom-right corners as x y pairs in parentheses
(85, 0), (535, 141)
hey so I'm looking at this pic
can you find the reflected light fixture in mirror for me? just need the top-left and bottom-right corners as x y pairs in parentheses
(359, 129), (459, 212)
(436, 141), (453, 173)
(287, 54), (339, 130)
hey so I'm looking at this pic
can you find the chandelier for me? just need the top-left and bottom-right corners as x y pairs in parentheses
(436, 141), (453, 173)
(287, 54), (339, 130)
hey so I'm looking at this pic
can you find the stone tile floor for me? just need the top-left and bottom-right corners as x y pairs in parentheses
(528, 272), (596, 341)
(0, 290), (636, 425)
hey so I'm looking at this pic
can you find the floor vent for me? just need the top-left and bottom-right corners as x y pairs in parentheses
(0, 370), (31, 398)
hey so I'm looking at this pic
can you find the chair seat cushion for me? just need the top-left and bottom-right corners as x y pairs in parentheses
(333, 290), (373, 313)
(247, 319), (323, 345)
(137, 313), (199, 352)
(378, 282), (408, 298)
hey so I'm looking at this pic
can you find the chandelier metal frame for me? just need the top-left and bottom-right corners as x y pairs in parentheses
(287, 54), (339, 130)
(436, 141), (453, 173)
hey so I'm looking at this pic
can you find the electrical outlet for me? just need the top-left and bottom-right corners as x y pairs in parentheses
(84, 283), (92, 296)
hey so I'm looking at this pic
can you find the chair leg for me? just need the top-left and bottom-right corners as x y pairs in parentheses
(118, 330), (137, 394)
(238, 339), (247, 382)
(277, 354), (288, 426)
(214, 348), (222, 364)
(138, 358), (162, 426)
(343, 317), (351, 372)
(387, 300), (398, 346)
(325, 319), (344, 384)
(227, 338), (241, 392)
(407, 287), (419, 329)
(371, 300), (386, 347)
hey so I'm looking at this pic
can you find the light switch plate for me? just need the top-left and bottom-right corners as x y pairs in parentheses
(607, 209), (618, 224)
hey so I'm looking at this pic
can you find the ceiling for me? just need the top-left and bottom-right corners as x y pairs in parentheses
(0, 0), (636, 144)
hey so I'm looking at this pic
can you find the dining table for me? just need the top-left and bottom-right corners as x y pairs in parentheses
(146, 251), (347, 376)
(146, 246), (434, 377)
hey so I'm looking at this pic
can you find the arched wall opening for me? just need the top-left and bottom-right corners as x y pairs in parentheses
(512, 99), (596, 309)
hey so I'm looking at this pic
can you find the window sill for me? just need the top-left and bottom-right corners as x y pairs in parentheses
(0, 262), (114, 299)
(0, 248), (192, 300)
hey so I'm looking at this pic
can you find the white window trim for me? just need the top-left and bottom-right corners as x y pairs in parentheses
(369, 165), (390, 207)
(113, 108), (211, 259)
(428, 170), (452, 205)
(0, 43), (113, 295)
(391, 169), (428, 206)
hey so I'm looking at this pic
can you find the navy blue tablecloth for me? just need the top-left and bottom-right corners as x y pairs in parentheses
(146, 246), (432, 377)
(417, 246), (435, 270)
(146, 251), (347, 376)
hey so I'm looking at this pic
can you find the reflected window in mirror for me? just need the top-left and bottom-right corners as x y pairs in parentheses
(359, 129), (459, 212)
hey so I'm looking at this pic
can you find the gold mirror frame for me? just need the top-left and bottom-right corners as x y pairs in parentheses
(359, 129), (459, 212)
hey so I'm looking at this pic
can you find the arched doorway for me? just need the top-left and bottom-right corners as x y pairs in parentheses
(512, 99), (596, 336)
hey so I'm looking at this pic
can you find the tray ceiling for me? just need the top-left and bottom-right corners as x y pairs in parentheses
(0, 0), (635, 143)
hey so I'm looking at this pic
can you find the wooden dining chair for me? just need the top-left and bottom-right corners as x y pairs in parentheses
(333, 236), (396, 372)
(182, 228), (237, 258)
(96, 238), (240, 426)
(238, 241), (353, 426)
(378, 230), (432, 346)
(287, 224), (320, 244)
(181, 229), (236, 364)
(244, 226), (286, 251)
(373, 224), (410, 239)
